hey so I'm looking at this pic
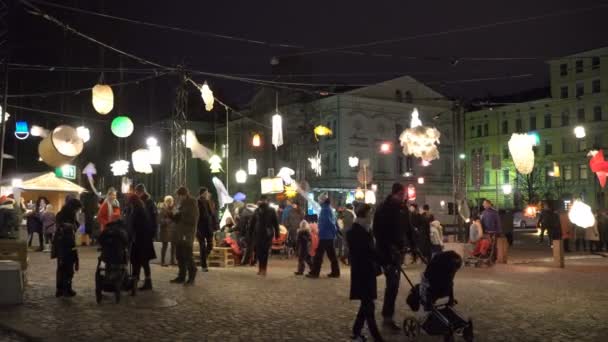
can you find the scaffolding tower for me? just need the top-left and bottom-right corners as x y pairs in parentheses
(168, 73), (188, 194)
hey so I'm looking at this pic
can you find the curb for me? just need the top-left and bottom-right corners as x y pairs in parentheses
(508, 254), (605, 265)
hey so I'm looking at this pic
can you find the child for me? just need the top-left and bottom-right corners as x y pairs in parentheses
(52, 199), (82, 298)
(430, 220), (444, 259)
(294, 220), (313, 275)
(347, 204), (384, 342)
(41, 204), (56, 252)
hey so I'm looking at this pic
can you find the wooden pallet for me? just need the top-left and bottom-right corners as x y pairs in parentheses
(0, 240), (28, 271)
(208, 247), (234, 268)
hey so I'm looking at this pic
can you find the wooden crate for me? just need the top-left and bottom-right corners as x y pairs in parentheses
(0, 240), (28, 271)
(208, 247), (234, 268)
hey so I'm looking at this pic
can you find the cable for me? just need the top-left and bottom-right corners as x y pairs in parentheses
(7, 71), (170, 98)
(9, 63), (162, 74)
(283, 3), (608, 58)
(7, 105), (109, 122)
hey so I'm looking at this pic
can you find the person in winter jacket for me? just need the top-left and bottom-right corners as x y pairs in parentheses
(559, 210), (573, 252)
(373, 183), (409, 331)
(480, 200), (501, 234)
(0, 196), (18, 239)
(27, 198), (46, 251)
(339, 203), (356, 265)
(237, 203), (257, 266)
(284, 202), (304, 250)
(586, 213), (601, 253)
(159, 195), (176, 266)
(307, 194), (340, 278)
(347, 204), (384, 342)
(126, 194), (156, 291)
(53, 198), (82, 297)
(172, 187), (199, 285)
(134, 184), (158, 239)
(294, 220), (313, 275)
(598, 210), (608, 252)
(97, 188), (121, 233)
(41, 204), (56, 252)
(410, 203), (431, 263)
(249, 196), (280, 276)
(429, 220), (444, 258)
(197, 187), (218, 272)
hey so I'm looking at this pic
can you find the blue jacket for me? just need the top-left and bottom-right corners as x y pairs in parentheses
(481, 207), (501, 234)
(318, 202), (338, 240)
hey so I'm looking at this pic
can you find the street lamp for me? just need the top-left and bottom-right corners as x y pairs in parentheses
(459, 153), (466, 160)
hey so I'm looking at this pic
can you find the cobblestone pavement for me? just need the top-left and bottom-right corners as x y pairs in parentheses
(0, 247), (607, 342)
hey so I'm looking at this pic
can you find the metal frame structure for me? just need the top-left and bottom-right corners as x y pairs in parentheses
(168, 73), (188, 194)
(0, 0), (10, 179)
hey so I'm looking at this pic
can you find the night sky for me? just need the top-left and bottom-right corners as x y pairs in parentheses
(5, 0), (608, 175)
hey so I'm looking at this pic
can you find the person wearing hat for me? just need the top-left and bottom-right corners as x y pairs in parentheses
(249, 195), (280, 276)
(134, 184), (158, 240)
(307, 193), (341, 278)
(172, 187), (199, 285)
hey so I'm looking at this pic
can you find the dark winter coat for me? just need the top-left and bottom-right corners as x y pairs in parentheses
(197, 197), (218, 236)
(140, 193), (158, 238)
(128, 199), (156, 263)
(373, 195), (408, 266)
(250, 202), (280, 247)
(542, 210), (562, 240)
(347, 221), (378, 301)
(0, 198), (18, 239)
(411, 211), (431, 258)
(52, 199), (82, 263)
(480, 207), (501, 234)
(296, 225), (312, 255)
(26, 211), (43, 235)
(174, 196), (199, 243)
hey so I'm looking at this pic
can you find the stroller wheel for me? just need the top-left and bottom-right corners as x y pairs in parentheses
(402, 316), (420, 341)
(95, 272), (102, 304)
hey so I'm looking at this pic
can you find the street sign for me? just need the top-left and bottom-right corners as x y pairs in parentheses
(55, 164), (76, 180)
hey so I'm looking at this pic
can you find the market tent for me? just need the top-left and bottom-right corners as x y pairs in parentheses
(1, 172), (86, 211)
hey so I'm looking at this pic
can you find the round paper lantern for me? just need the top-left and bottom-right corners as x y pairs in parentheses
(508, 133), (536, 175)
(235, 169), (247, 184)
(568, 200), (595, 228)
(38, 125), (84, 168)
(252, 133), (261, 147)
(132, 149), (153, 174)
(92, 84), (114, 115)
(76, 126), (90, 143)
(200, 82), (214, 112)
(111, 116), (134, 138)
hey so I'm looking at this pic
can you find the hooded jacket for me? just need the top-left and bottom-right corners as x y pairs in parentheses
(317, 201), (338, 240)
(250, 202), (280, 245)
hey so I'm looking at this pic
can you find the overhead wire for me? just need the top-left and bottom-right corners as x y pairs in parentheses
(8, 105), (109, 122)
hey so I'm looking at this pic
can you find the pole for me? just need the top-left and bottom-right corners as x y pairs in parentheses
(225, 106), (229, 194)
(0, 62), (8, 179)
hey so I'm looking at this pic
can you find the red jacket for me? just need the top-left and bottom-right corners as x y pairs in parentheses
(97, 201), (121, 232)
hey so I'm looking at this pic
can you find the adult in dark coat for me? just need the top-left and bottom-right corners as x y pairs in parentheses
(373, 182), (408, 331)
(410, 203), (432, 263)
(135, 184), (158, 239)
(0, 196), (18, 239)
(53, 198), (82, 297)
(238, 203), (257, 265)
(172, 187), (200, 285)
(126, 194), (156, 291)
(197, 187), (218, 272)
(347, 204), (384, 342)
(249, 196), (279, 276)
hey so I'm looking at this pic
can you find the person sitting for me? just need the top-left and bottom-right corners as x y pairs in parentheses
(294, 220), (313, 275)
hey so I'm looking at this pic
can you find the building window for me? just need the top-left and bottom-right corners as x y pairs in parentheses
(593, 106), (602, 121)
(503, 169), (509, 183)
(544, 113), (552, 128)
(592, 56), (600, 70)
(563, 165), (572, 181)
(529, 115), (536, 130)
(470, 126), (475, 138)
(545, 141), (553, 156)
(579, 164), (588, 180)
(576, 60), (584, 73)
(577, 108), (586, 122)
(515, 118), (523, 131)
(576, 82), (584, 97)
(578, 139), (587, 152)
(501, 120), (508, 134)
(560, 86), (568, 99)
(592, 79), (601, 93)
(484, 170), (491, 185)
(332, 152), (337, 172)
(483, 123), (489, 137)
(503, 146), (510, 160)
(562, 138), (569, 153)
(561, 110), (570, 126)
(476, 125), (482, 137)
(594, 135), (603, 149)
(560, 63), (568, 76)
(485, 154), (490, 162)
(395, 90), (403, 102)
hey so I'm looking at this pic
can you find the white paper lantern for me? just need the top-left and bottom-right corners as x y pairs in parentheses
(201, 82), (214, 112)
(132, 149), (153, 174)
(147, 145), (162, 165)
(364, 190), (376, 204)
(92, 84), (114, 115)
(508, 133), (537, 175)
(308, 151), (322, 176)
(248, 158), (257, 175)
(348, 156), (359, 168)
(568, 200), (595, 228)
(399, 108), (441, 162)
(110, 160), (130, 176)
(76, 126), (90, 143)
(146, 137), (158, 147)
(261, 177), (284, 194)
(574, 126), (586, 139)
(30, 125), (48, 138)
(209, 154), (223, 173)
(277, 167), (295, 185)
(272, 112), (283, 149)
(235, 169), (247, 184)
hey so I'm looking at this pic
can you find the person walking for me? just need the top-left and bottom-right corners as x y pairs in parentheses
(373, 183), (408, 331)
(598, 210), (608, 252)
(238, 203), (258, 266)
(559, 209), (573, 252)
(500, 209), (514, 246)
(294, 220), (313, 275)
(159, 195), (177, 266)
(97, 188), (121, 233)
(348, 204), (384, 342)
(126, 194), (156, 291)
(41, 204), (56, 252)
(27, 197), (46, 251)
(340, 203), (356, 265)
(197, 187), (218, 272)
(249, 196), (280, 276)
(284, 201), (304, 252)
(537, 202), (552, 245)
(172, 187), (199, 285)
(586, 213), (601, 253)
(409, 203), (430, 264)
(307, 194), (340, 278)
(53, 198), (82, 297)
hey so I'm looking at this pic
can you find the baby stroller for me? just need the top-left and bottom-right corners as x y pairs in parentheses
(95, 220), (136, 303)
(402, 251), (474, 342)
(464, 233), (496, 268)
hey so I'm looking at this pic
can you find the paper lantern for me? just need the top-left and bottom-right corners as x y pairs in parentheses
(380, 142), (392, 154)
(30, 125), (48, 138)
(364, 190), (376, 204)
(355, 187), (365, 200)
(233, 192), (247, 202)
(284, 184), (298, 198)
(568, 200), (595, 228)
(348, 156), (359, 168)
(261, 177), (284, 194)
(131, 149), (153, 174)
(589, 149), (608, 188)
(201, 82), (214, 112)
(252, 133), (261, 147)
(111, 116), (134, 138)
(313, 125), (332, 140)
(212, 177), (234, 208)
(38, 125), (84, 168)
(248, 158), (257, 175)
(76, 126), (90, 143)
(235, 169), (247, 184)
(14, 121), (29, 140)
(417, 177), (425, 184)
(574, 126), (586, 139)
(0, 106), (10, 123)
(308, 151), (322, 176)
(92, 84), (114, 115)
(502, 184), (513, 195)
(508, 133), (537, 175)
(209, 154), (223, 173)
(110, 160), (130, 176)
(182, 130), (213, 161)
(272, 113), (283, 149)
(277, 167), (295, 185)
(399, 108), (441, 162)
